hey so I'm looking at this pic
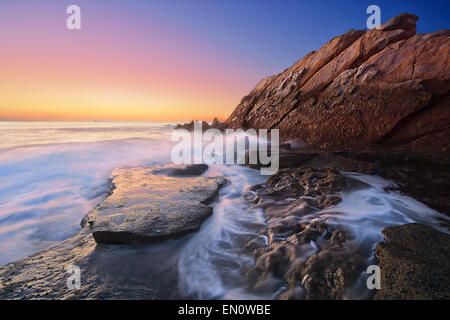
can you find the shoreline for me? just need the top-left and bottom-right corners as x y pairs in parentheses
(1, 150), (448, 300)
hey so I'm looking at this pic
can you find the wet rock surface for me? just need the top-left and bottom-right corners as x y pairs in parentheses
(242, 167), (368, 299)
(83, 167), (226, 244)
(250, 166), (345, 210)
(250, 147), (450, 216)
(245, 218), (367, 300)
(241, 152), (450, 299)
(374, 223), (450, 300)
(0, 231), (185, 299)
(152, 164), (209, 176)
(169, 164), (209, 176)
(0, 165), (226, 299)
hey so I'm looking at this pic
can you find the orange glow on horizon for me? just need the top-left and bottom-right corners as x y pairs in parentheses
(0, 3), (259, 123)
(0, 79), (235, 122)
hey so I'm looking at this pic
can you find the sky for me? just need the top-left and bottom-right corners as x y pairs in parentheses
(0, 0), (449, 122)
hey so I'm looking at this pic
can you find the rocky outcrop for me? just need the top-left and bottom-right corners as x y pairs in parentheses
(267, 147), (450, 216)
(374, 223), (450, 299)
(251, 146), (450, 216)
(226, 13), (449, 154)
(250, 166), (345, 212)
(83, 167), (226, 244)
(242, 158), (450, 299)
(175, 118), (227, 131)
(242, 167), (368, 299)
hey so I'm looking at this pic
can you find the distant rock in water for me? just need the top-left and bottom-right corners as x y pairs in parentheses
(82, 166), (227, 244)
(176, 120), (209, 130)
(226, 13), (449, 154)
(176, 118), (227, 131)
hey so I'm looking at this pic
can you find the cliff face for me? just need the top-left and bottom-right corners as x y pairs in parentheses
(226, 14), (450, 153)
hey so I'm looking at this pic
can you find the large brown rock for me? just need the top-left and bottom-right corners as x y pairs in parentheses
(226, 28), (366, 129)
(226, 13), (449, 154)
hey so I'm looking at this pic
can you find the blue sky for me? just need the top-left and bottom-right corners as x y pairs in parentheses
(135, 0), (450, 73)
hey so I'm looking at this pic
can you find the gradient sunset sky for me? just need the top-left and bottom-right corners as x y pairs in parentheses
(1, 0), (449, 122)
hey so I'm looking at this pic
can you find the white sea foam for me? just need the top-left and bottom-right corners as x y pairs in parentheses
(177, 164), (268, 299)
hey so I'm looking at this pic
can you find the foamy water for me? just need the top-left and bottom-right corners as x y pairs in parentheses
(178, 164), (267, 299)
(0, 122), (447, 299)
(0, 121), (175, 149)
(176, 170), (449, 299)
(322, 173), (449, 249)
(0, 122), (176, 264)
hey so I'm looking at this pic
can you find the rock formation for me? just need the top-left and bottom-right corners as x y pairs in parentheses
(176, 117), (227, 131)
(82, 167), (226, 244)
(226, 13), (449, 154)
(243, 167), (366, 300)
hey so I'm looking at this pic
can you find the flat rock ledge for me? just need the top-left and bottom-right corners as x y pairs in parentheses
(82, 167), (227, 244)
(374, 223), (450, 300)
(0, 165), (226, 299)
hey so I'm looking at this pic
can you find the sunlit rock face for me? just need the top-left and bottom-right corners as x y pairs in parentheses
(226, 13), (450, 154)
(82, 166), (227, 244)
